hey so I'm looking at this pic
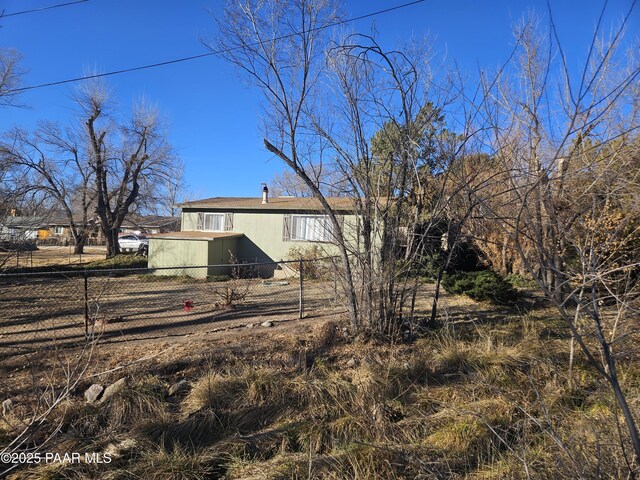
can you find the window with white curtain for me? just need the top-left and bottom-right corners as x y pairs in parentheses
(290, 215), (333, 242)
(202, 213), (225, 232)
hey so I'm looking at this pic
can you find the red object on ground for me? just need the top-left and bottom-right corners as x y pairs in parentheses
(183, 300), (194, 311)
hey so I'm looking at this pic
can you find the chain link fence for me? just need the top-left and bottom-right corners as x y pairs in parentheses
(0, 258), (343, 360)
(0, 245), (110, 270)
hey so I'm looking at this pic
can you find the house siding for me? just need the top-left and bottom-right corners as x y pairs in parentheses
(149, 239), (209, 276)
(149, 236), (240, 277)
(207, 236), (238, 266)
(182, 210), (357, 263)
(182, 211), (198, 231)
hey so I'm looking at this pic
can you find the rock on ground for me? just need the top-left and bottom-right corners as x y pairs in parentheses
(84, 384), (104, 403)
(99, 378), (126, 403)
(2, 398), (13, 415)
(168, 380), (190, 397)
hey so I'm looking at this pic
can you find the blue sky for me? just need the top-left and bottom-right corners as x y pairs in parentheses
(1, 0), (637, 199)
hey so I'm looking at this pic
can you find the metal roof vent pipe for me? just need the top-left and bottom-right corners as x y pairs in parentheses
(262, 183), (269, 204)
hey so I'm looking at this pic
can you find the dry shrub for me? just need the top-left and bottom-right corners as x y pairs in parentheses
(548, 405), (639, 479)
(470, 412), (637, 480)
(38, 399), (105, 443)
(286, 245), (332, 279)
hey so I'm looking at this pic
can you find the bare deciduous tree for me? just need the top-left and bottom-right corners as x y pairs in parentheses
(2, 124), (97, 254)
(77, 81), (180, 257)
(0, 49), (24, 215)
(1, 80), (182, 256)
(211, 0), (465, 335)
(211, 0), (363, 327)
(469, 8), (640, 466)
(0, 49), (22, 108)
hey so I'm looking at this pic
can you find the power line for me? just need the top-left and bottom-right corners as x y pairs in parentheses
(10, 0), (427, 94)
(0, 0), (89, 18)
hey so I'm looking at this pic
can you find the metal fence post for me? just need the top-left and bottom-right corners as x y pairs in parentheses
(332, 260), (337, 303)
(299, 257), (304, 319)
(83, 271), (90, 338)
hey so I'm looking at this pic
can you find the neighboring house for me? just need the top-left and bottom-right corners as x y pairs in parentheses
(120, 215), (180, 236)
(0, 216), (47, 241)
(1, 213), (180, 246)
(148, 189), (356, 277)
(0, 214), (100, 245)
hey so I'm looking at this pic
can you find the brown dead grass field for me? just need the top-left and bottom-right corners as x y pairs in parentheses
(1, 282), (639, 479)
(0, 245), (108, 269)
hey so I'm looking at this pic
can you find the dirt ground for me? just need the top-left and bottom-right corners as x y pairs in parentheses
(0, 274), (351, 402)
(0, 245), (108, 269)
(0, 273), (343, 357)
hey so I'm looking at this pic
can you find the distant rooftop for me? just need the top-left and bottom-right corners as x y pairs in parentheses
(149, 231), (243, 241)
(177, 197), (354, 212)
(121, 215), (180, 228)
(2, 214), (178, 228)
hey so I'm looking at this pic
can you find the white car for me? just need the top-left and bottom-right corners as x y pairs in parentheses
(118, 234), (149, 253)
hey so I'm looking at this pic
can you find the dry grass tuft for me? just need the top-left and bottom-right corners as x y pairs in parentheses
(289, 368), (358, 418)
(133, 444), (224, 480)
(138, 408), (225, 449)
(183, 372), (247, 413)
(184, 367), (291, 415)
(328, 444), (435, 480)
(224, 452), (312, 480)
(295, 414), (372, 454)
(244, 368), (291, 406)
(102, 376), (167, 431)
(426, 399), (516, 459)
(310, 320), (340, 351)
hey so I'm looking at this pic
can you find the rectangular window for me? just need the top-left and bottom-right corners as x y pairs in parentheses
(53, 226), (64, 235)
(200, 213), (225, 232)
(290, 215), (333, 242)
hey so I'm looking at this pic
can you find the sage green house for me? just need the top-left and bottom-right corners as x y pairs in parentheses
(148, 194), (355, 277)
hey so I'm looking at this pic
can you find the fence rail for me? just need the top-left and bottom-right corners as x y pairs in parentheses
(0, 258), (342, 358)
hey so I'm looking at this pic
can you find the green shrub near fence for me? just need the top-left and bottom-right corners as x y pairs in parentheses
(442, 270), (519, 305)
